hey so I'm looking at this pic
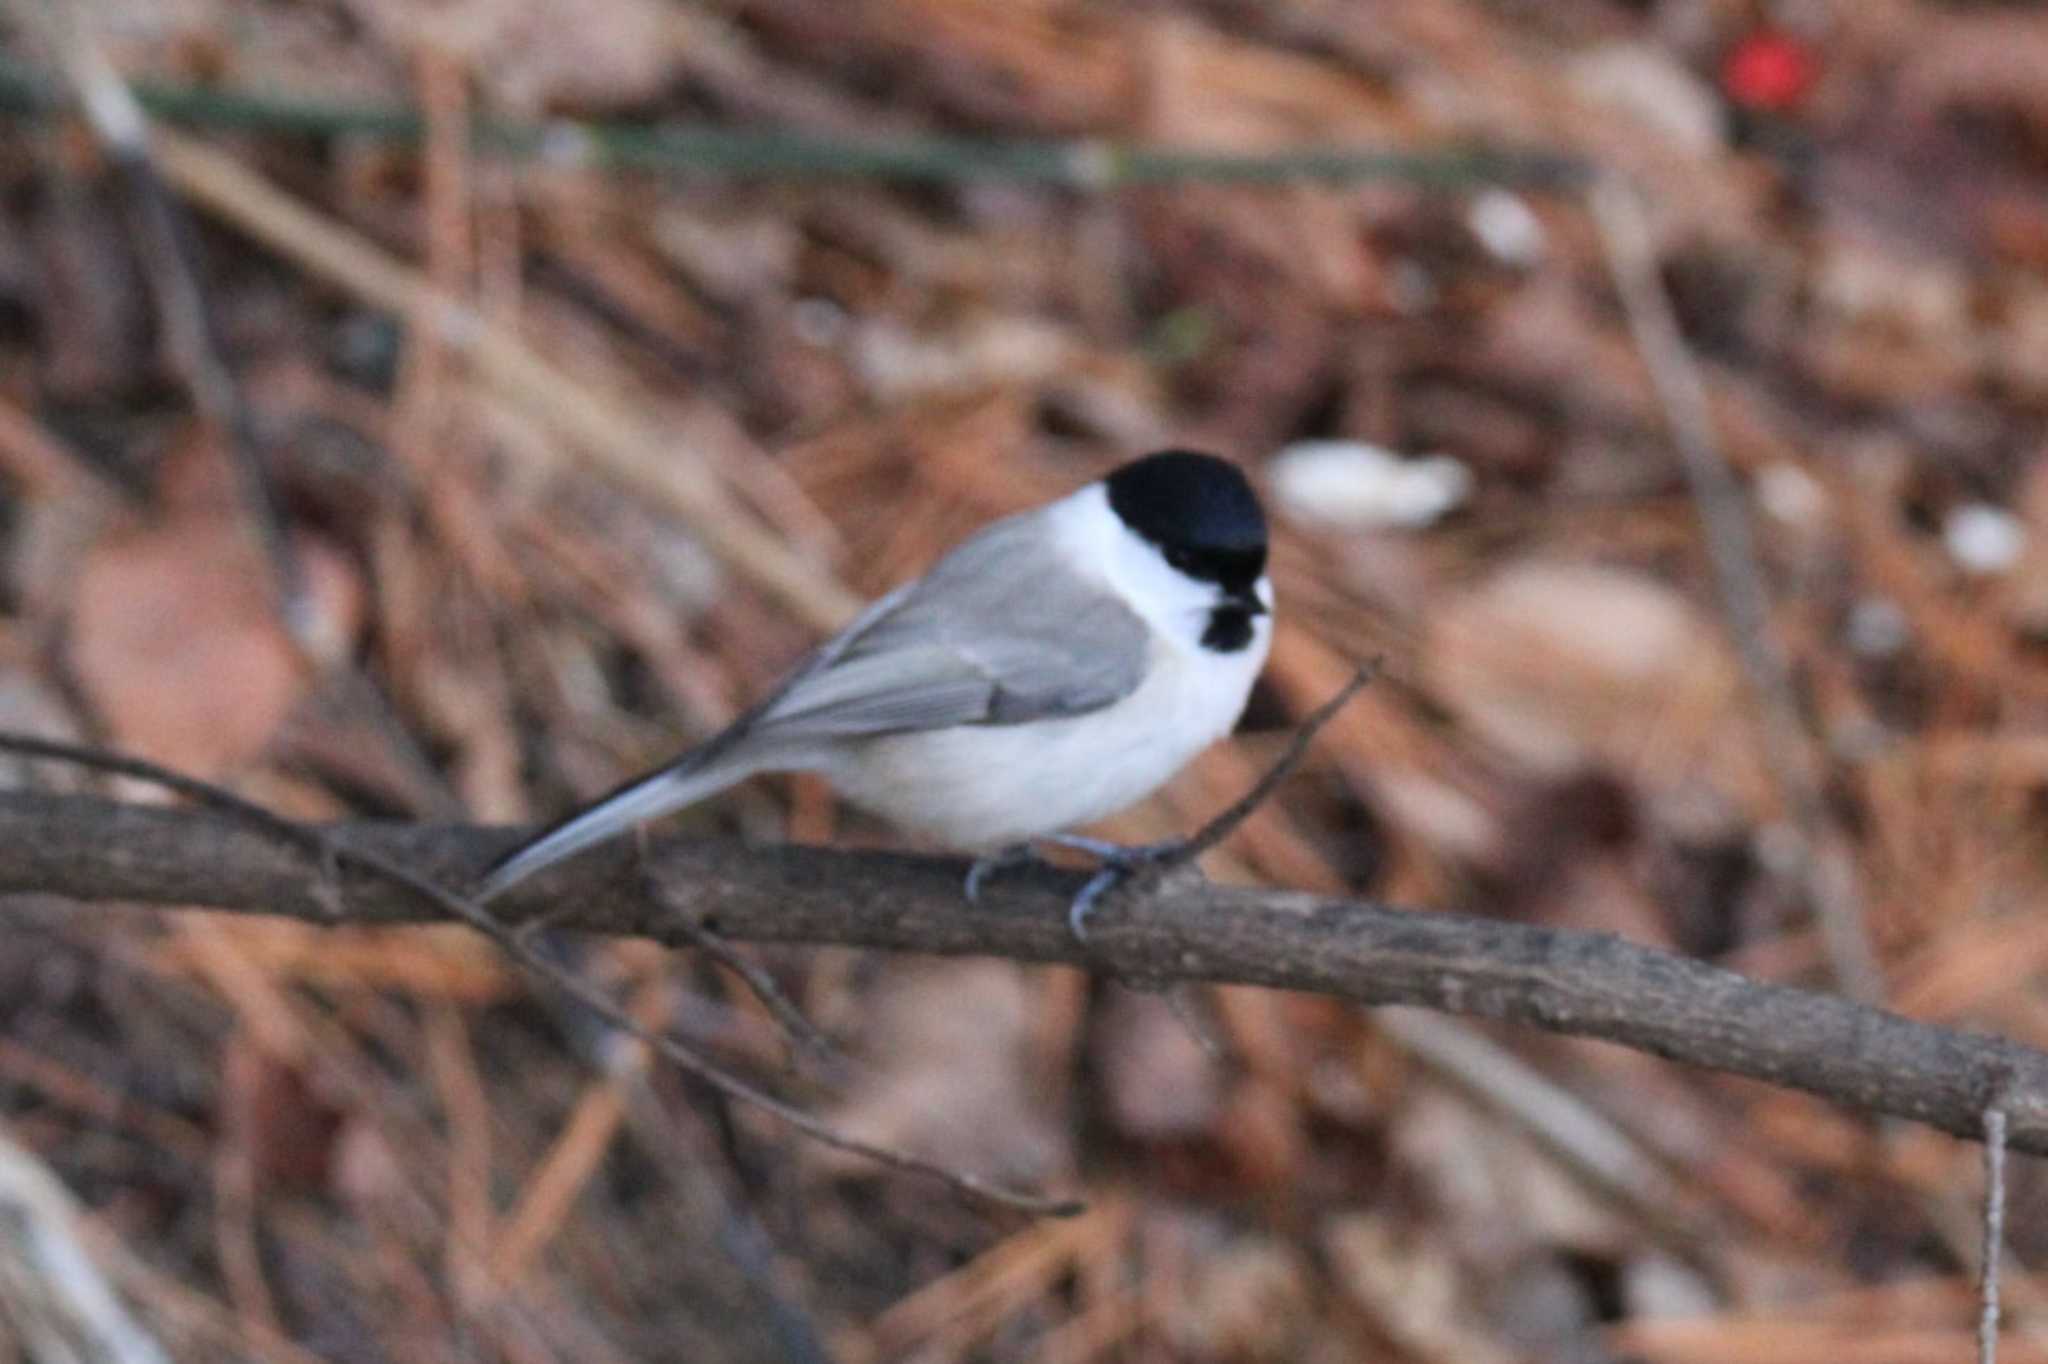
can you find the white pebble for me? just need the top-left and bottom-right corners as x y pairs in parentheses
(1467, 190), (1546, 268)
(1270, 440), (1472, 531)
(1755, 462), (1827, 527)
(1623, 1253), (1719, 1320)
(1943, 503), (2025, 574)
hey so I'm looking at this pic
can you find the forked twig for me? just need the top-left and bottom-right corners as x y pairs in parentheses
(1060, 662), (1379, 939)
(644, 873), (845, 1075)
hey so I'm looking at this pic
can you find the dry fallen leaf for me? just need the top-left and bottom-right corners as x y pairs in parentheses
(1089, 986), (1225, 1142)
(814, 961), (1070, 1187)
(222, 1033), (344, 1192)
(1425, 561), (1769, 828)
(69, 512), (362, 778)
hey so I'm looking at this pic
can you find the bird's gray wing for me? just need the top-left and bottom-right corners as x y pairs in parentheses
(474, 512), (1146, 899)
(748, 512), (1149, 741)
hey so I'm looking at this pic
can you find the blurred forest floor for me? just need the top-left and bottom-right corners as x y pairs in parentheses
(6, 0), (2048, 1360)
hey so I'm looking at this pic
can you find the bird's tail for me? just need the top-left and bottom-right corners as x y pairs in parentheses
(475, 748), (769, 903)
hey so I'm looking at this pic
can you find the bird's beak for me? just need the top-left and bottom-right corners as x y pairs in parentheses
(1230, 585), (1268, 616)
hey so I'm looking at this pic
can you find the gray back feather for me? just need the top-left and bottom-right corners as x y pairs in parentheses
(748, 510), (1148, 742)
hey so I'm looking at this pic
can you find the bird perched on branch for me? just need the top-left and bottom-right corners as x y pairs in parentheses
(477, 449), (1273, 937)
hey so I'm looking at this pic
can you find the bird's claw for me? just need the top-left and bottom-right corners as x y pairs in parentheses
(1061, 838), (1188, 943)
(963, 836), (1192, 944)
(1067, 866), (1122, 941)
(964, 843), (1036, 903)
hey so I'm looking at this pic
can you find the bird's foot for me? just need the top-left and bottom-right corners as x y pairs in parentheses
(964, 835), (1197, 943)
(964, 843), (1039, 903)
(1052, 835), (1191, 943)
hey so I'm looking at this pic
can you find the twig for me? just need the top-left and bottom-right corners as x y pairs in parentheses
(139, 125), (859, 634)
(1056, 659), (1376, 933)
(649, 877), (844, 1075)
(80, 1221), (332, 1364)
(1984, 1104), (2009, 1364)
(616, 1079), (837, 1364)
(489, 976), (703, 1291)
(328, 900), (1074, 1214)
(43, 11), (467, 835)
(1159, 988), (1228, 1062)
(1172, 662), (1378, 866)
(1371, 1008), (1701, 1246)
(0, 1130), (171, 1364)
(489, 1051), (639, 1285)
(39, 6), (310, 645)
(2, 781), (2047, 1164)
(0, 734), (1077, 1217)
(1059, 663), (1375, 939)
(0, 395), (125, 500)
(0, 55), (1589, 191)
(0, 732), (316, 833)
(1590, 175), (1886, 1006)
(212, 1043), (284, 1341)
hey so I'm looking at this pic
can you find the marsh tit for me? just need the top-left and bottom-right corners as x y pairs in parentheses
(477, 449), (1273, 935)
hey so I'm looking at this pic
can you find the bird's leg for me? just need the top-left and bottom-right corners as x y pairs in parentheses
(1038, 833), (1189, 862)
(964, 835), (1199, 941)
(1043, 834), (1193, 942)
(964, 843), (1038, 902)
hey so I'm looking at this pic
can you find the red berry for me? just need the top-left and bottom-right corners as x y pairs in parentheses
(1720, 30), (1819, 113)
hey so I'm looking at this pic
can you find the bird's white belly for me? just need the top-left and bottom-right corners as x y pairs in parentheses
(822, 630), (1266, 850)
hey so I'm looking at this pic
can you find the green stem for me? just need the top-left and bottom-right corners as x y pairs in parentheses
(0, 52), (1586, 189)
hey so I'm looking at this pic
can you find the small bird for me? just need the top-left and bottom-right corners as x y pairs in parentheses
(476, 449), (1273, 935)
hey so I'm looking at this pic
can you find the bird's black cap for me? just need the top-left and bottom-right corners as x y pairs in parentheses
(1105, 449), (1267, 590)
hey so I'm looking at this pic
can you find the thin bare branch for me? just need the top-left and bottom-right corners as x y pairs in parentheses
(1984, 1104), (2009, 1364)
(1171, 662), (1378, 866)
(0, 55), (1587, 192)
(647, 876), (845, 1076)
(0, 1130), (171, 1364)
(0, 734), (1076, 1217)
(0, 774), (2043, 1161)
(1591, 175), (1885, 1006)
(39, 5), (310, 642)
